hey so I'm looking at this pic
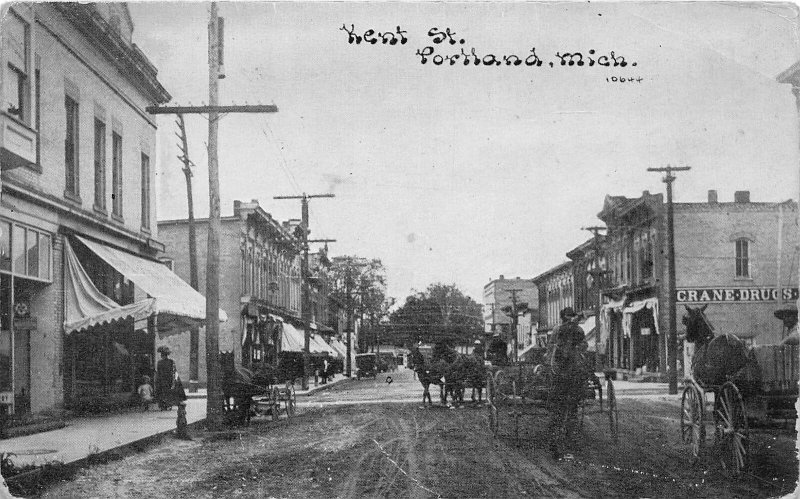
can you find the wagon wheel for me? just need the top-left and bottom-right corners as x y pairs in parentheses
(268, 386), (280, 421)
(485, 372), (499, 436)
(606, 379), (618, 441)
(714, 382), (748, 476)
(285, 382), (296, 418)
(680, 382), (705, 462)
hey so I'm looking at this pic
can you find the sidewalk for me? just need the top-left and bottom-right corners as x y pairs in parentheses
(1, 375), (351, 471)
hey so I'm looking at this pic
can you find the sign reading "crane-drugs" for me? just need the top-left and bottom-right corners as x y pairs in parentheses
(676, 288), (800, 304)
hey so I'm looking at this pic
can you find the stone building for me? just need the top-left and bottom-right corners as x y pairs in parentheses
(0, 4), (214, 415)
(158, 200), (305, 383)
(598, 190), (798, 377)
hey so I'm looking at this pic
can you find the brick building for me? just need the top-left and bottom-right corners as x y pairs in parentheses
(0, 4), (216, 415)
(566, 237), (606, 352)
(532, 262), (574, 347)
(158, 200), (307, 384)
(598, 190), (798, 377)
(482, 276), (538, 349)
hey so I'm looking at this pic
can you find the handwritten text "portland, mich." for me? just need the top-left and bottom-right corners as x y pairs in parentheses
(340, 24), (637, 69)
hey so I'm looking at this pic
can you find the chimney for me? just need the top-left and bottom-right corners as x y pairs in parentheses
(734, 191), (750, 203)
(233, 200), (242, 216)
(707, 190), (718, 204)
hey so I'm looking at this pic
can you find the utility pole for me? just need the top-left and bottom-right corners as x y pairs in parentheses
(647, 165), (690, 395)
(582, 226), (607, 370)
(506, 289), (523, 362)
(175, 114), (200, 392)
(147, 3), (279, 429)
(274, 194), (335, 390)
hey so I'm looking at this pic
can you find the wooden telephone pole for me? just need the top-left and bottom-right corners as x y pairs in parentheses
(647, 165), (690, 395)
(582, 225), (607, 369)
(274, 193), (335, 390)
(175, 114), (200, 392)
(505, 289), (525, 362)
(147, 3), (279, 428)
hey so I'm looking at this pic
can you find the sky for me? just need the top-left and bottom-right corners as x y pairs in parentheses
(129, 1), (800, 303)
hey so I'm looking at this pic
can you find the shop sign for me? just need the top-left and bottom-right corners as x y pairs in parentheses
(676, 287), (799, 304)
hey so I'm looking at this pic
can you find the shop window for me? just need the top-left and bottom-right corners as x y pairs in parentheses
(0, 222), (10, 272)
(4, 11), (29, 123)
(12, 225), (25, 274)
(735, 239), (750, 278)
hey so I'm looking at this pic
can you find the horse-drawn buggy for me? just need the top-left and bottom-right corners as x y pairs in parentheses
(680, 305), (799, 476)
(485, 356), (618, 445)
(220, 353), (297, 425)
(355, 353), (378, 380)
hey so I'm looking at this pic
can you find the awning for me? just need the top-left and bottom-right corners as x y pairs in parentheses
(64, 239), (157, 334)
(75, 236), (228, 326)
(580, 316), (598, 351)
(280, 321), (305, 352)
(309, 334), (338, 356)
(329, 338), (348, 358)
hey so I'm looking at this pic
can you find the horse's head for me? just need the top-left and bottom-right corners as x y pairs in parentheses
(682, 305), (714, 344)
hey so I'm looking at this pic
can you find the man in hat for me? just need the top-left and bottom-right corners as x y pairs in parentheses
(155, 346), (176, 410)
(547, 307), (588, 459)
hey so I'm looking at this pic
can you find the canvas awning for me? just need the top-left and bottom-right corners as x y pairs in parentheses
(64, 239), (157, 334)
(75, 236), (228, 327)
(580, 316), (598, 351)
(309, 334), (338, 356)
(329, 338), (348, 358)
(280, 320), (305, 352)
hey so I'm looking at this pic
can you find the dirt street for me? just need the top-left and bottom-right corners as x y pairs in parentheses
(37, 368), (798, 498)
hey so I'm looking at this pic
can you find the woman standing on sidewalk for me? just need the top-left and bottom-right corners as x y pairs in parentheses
(155, 346), (176, 410)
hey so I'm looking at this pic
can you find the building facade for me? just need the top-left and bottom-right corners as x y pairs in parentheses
(598, 190), (798, 376)
(0, 4), (211, 415)
(158, 200), (305, 383)
(532, 262), (574, 347)
(482, 275), (538, 348)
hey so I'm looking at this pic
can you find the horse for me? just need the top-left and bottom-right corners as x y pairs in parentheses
(444, 353), (487, 404)
(682, 305), (756, 389)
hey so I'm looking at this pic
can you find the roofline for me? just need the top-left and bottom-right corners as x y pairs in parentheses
(532, 261), (573, 283)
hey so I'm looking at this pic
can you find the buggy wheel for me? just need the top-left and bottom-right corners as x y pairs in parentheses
(487, 402), (498, 437)
(681, 383), (705, 461)
(715, 382), (748, 476)
(270, 387), (280, 421)
(607, 379), (618, 441)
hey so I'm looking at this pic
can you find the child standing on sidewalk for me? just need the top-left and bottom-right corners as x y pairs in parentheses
(138, 376), (154, 411)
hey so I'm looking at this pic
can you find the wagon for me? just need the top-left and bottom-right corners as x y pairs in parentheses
(680, 343), (799, 475)
(680, 306), (799, 476)
(485, 361), (618, 445)
(252, 380), (296, 420)
(355, 353), (378, 379)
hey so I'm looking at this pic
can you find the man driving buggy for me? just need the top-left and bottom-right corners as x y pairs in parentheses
(547, 306), (588, 460)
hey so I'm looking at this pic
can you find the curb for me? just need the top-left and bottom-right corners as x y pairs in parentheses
(5, 418), (206, 496)
(300, 377), (355, 396)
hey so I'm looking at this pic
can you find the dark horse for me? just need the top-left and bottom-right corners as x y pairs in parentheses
(682, 305), (755, 388)
(411, 347), (486, 405)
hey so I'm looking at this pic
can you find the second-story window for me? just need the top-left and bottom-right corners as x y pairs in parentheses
(64, 96), (80, 198)
(112, 132), (123, 217)
(94, 119), (106, 210)
(140, 153), (150, 229)
(735, 239), (750, 278)
(4, 11), (29, 123)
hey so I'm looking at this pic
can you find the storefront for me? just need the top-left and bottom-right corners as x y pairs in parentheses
(63, 235), (224, 411)
(0, 218), (54, 415)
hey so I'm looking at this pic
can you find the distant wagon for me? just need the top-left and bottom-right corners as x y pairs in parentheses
(355, 353), (378, 380)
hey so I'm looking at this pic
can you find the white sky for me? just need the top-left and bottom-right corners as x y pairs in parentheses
(129, 1), (800, 302)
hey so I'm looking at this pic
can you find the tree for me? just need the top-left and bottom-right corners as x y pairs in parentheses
(388, 283), (483, 347)
(329, 256), (388, 354)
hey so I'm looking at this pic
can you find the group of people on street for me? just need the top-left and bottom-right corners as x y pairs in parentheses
(136, 346), (185, 411)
